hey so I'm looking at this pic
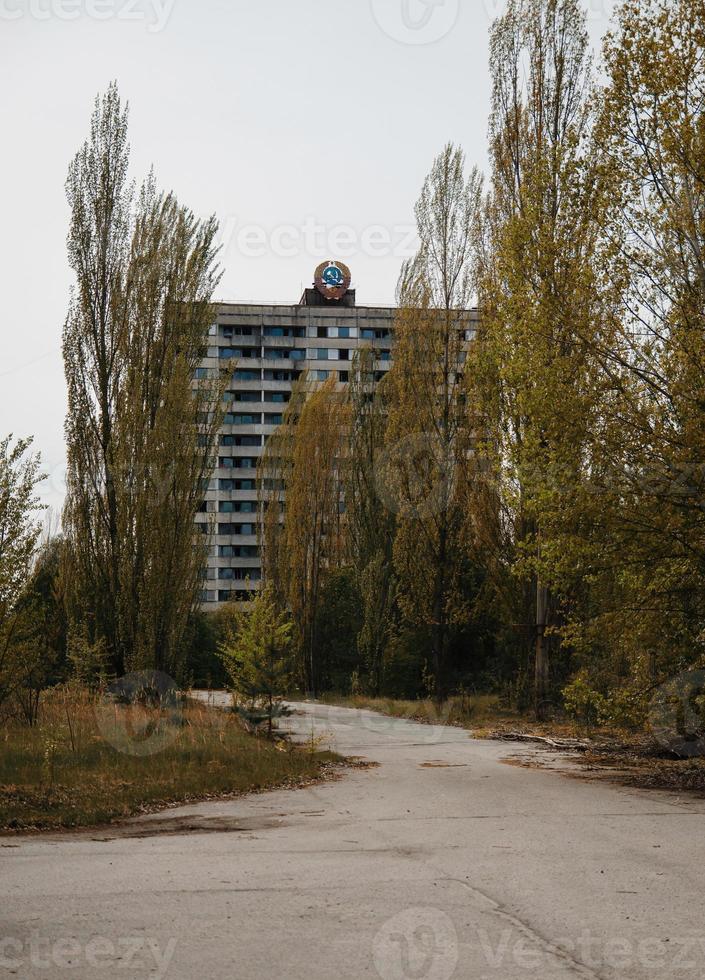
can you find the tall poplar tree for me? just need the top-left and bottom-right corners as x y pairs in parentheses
(259, 374), (349, 693)
(345, 349), (397, 694)
(384, 144), (481, 701)
(472, 0), (603, 717)
(63, 85), (223, 678)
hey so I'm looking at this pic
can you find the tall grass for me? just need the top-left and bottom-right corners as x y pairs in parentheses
(0, 685), (337, 831)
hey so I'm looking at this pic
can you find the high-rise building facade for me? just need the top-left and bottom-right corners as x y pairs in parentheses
(196, 262), (396, 609)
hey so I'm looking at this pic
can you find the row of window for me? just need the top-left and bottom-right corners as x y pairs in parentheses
(219, 347), (259, 360)
(219, 500), (257, 513)
(219, 478), (255, 490)
(230, 366), (389, 384)
(221, 434), (262, 447)
(219, 457), (257, 469)
(218, 545), (259, 557)
(263, 348), (306, 361)
(218, 523), (256, 535)
(223, 391), (290, 403)
(218, 568), (262, 581)
(227, 347), (391, 363)
(223, 413), (283, 426)
(220, 325), (309, 340)
(218, 325), (394, 340)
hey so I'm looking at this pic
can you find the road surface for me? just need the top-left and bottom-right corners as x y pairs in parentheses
(2, 700), (705, 979)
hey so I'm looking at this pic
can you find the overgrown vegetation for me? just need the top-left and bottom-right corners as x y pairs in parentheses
(0, 686), (337, 831)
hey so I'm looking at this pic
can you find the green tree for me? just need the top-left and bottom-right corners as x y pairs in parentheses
(259, 374), (349, 694)
(218, 585), (293, 737)
(384, 144), (482, 702)
(472, 0), (603, 717)
(346, 349), (397, 694)
(62, 84), (223, 679)
(0, 435), (44, 714)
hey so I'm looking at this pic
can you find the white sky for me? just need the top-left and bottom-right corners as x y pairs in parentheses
(0, 0), (615, 511)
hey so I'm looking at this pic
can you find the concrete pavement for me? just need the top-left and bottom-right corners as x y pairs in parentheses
(2, 700), (705, 979)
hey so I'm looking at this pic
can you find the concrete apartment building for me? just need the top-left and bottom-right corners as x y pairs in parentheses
(196, 261), (396, 608)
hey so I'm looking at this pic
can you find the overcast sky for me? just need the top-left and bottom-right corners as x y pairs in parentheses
(0, 0), (615, 511)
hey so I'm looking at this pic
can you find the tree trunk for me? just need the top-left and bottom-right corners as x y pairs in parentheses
(535, 579), (549, 720)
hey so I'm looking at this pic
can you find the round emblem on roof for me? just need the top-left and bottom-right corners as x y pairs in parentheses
(314, 260), (351, 301)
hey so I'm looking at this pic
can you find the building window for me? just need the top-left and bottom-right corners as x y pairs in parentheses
(221, 500), (257, 514)
(219, 457), (257, 469)
(263, 326), (305, 338)
(221, 434), (262, 447)
(224, 413), (262, 426)
(224, 390), (260, 403)
(264, 413), (283, 425)
(220, 347), (258, 360)
(219, 545), (259, 558)
(220, 501), (249, 513)
(218, 478), (256, 491)
(218, 569), (262, 583)
(218, 522), (256, 536)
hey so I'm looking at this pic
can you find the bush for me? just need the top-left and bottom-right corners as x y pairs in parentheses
(562, 672), (607, 730)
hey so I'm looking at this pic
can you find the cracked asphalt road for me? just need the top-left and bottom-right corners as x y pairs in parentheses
(2, 700), (705, 979)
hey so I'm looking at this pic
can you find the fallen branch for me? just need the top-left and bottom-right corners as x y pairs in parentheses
(489, 731), (591, 752)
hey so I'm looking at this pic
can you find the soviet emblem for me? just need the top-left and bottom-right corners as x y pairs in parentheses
(314, 260), (351, 301)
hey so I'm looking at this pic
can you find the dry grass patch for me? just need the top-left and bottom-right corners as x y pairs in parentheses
(0, 686), (340, 832)
(320, 692), (518, 730)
